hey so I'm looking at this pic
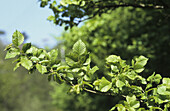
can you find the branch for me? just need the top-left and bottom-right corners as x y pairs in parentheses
(95, 4), (166, 9)
(83, 88), (112, 96)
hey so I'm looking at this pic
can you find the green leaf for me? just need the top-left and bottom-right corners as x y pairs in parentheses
(116, 80), (125, 89)
(127, 107), (135, 111)
(157, 85), (170, 95)
(100, 83), (112, 92)
(125, 73), (136, 80)
(146, 83), (152, 89)
(12, 30), (24, 46)
(134, 68), (144, 73)
(31, 56), (39, 62)
(13, 62), (21, 71)
(83, 56), (91, 65)
(163, 78), (170, 87)
(4, 43), (13, 51)
(147, 73), (155, 82)
(106, 55), (120, 63)
(116, 104), (126, 111)
(36, 64), (47, 74)
(111, 65), (119, 72)
(126, 95), (137, 103)
(38, 50), (46, 59)
(65, 57), (76, 66)
(53, 73), (64, 84)
(72, 68), (80, 72)
(69, 84), (80, 94)
(109, 106), (116, 111)
(21, 56), (33, 70)
(66, 73), (74, 80)
(50, 49), (58, 64)
(73, 39), (86, 55)
(26, 46), (38, 55)
(39, 60), (49, 64)
(22, 43), (31, 53)
(134, 56), (148, 73)
(5, 48), (20, 59)
(154, 74), (162, 84)
(130, 101), (140, 108)
(89, 66), (99, 75)
(99, 77), (112, 92)
(47, 15), (55, 21)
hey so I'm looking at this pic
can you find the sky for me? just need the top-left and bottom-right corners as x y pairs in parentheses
(0, 0), (64, 48)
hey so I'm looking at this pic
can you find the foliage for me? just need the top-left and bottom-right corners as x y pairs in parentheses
(39, 0), (170, 29)
(4, 32), (170, 110)
(50, 83), (115, 111)
(0, 41), (57, 111)
(60, 7), (170, 77)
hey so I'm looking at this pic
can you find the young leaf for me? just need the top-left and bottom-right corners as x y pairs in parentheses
(66, 73), (74, 80)
(50, 49), (58, 64)
(72, 39), (86, 55)
(134, 56), (148, 73)
(47, 15), (55, 21)
(98, 77), (112, 92)
(36, 64), (47, 74)
(111, 65), (119, 72)
(89, 66), (99, 75)
(21, 56), (33, 70)
(116, 80), (125, 89)
(83, 56), (91, 65)
(5, 48), (20, 59)
(116, 104), (126, 111)
(4, 43), (13, 51)
(65, 57), (76, 66)
(53, 73), (64, 84)
(130, 101), (140, 108)
(31, 56), (39, 62)
(12, 30), (24, 46)
(106, 55), (120, 63)
(100, 83), (112, 92)
(157, 85), (170, 95)
(22, 43), (31, 53)
(26, 46), (38, 55)
(13, 62), (21, 71)
(162, 78), (170, 87)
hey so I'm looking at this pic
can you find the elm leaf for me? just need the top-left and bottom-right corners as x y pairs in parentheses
(12, 30), (24, 46)
(21, 56), (33, 70)
(5, 48), (20, 59)
(73, 40), (86, 55)
(36, 64), (47, 74)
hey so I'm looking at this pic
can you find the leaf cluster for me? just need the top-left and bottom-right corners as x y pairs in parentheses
(5, 31), (170, 111)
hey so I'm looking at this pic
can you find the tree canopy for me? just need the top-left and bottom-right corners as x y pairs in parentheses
(39, 0), (170, 29)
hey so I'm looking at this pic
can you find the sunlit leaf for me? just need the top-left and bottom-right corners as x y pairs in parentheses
(36, 64), (47, 74)
(12, 30), (24, 46)
(73, 39), (86, 55)
(21, 56), (33, 70)
(5, 48), (20, 59)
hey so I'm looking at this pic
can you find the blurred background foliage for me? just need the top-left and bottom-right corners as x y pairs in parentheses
(1, 3), (170, 111)
(60, 7), (170, 78)
(51, 7), (170, 111)
(0, 40), (58, 111)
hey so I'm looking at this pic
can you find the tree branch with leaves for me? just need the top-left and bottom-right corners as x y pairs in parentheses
(39, 0), (170, 29)
(4, 30), (170, 111)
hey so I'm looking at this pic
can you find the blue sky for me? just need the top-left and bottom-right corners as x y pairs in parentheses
(0, 0), (64, 48)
